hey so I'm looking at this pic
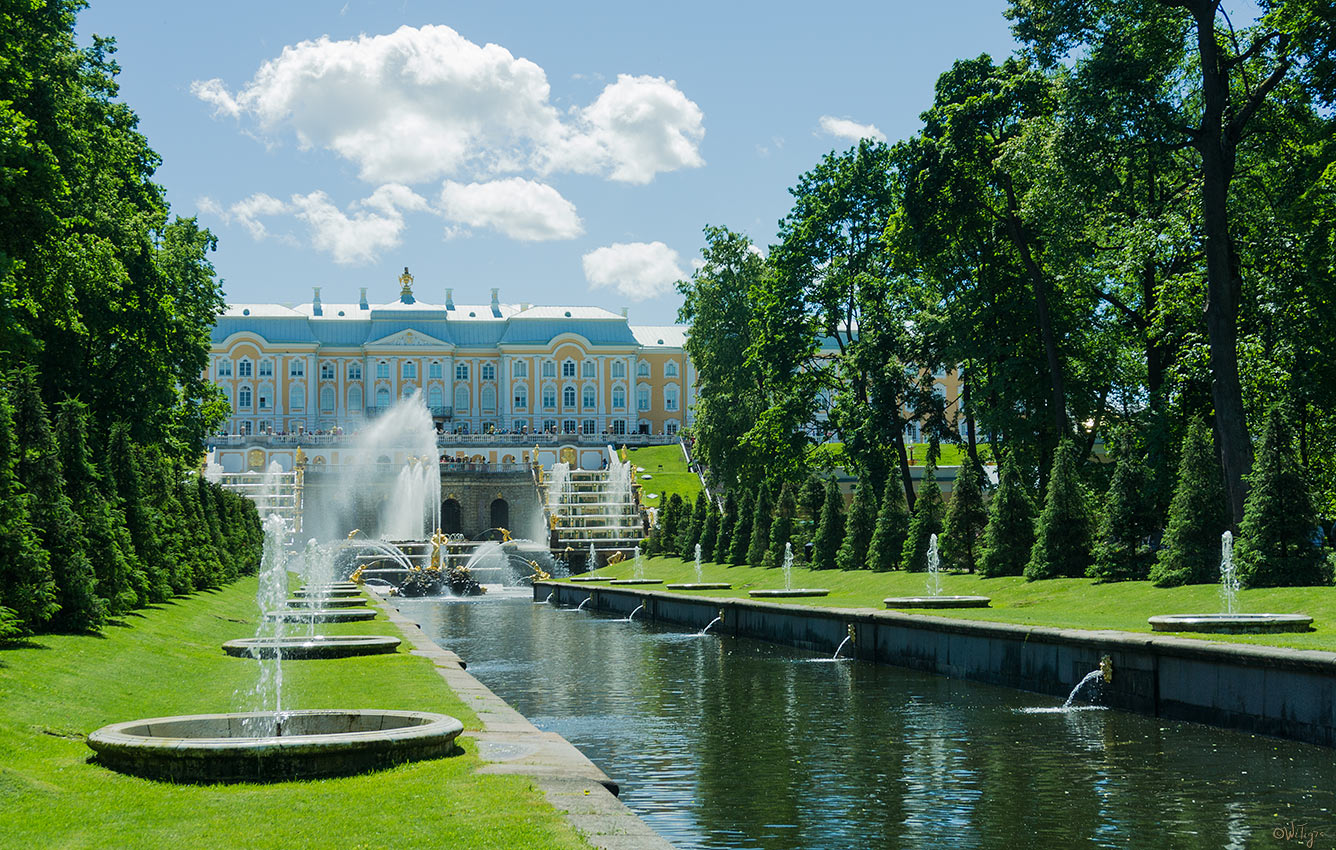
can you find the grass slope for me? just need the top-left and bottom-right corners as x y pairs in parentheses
(627, 444), (701, 507)
(0, 579), (589, 850)
(566, 555), (1336, 652)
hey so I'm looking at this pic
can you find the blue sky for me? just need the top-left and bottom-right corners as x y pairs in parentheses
(72, 1), (1251, 324)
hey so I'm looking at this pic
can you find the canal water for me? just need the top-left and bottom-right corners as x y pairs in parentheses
(399, 592), (1335, 849)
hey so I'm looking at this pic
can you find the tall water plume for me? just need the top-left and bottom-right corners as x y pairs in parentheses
(248, 515), (290, 719)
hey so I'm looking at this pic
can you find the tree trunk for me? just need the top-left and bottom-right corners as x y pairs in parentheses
(893, 420), (916, 512)
(962, 371), (979, 467)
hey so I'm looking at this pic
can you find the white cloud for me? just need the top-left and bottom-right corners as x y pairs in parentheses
(228, 192), (289, 239)
(192, 26), (704, 186)
(582, 241), (685, 301)
(549, 74), (705, 184)
(289, 186), (429, 264)
(818, 115), (886, 144)
(439, 178), (583, 241)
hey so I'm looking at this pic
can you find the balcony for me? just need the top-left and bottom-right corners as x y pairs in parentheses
(206, 432), (681, 450)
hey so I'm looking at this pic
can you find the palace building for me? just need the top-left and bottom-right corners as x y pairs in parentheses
(207, 269), (694, 453)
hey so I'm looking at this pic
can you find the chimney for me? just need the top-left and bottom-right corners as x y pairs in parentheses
(445, 288), (455, 310)
(312, 287), (323, 316)
(358, 287), (369, 310)
(621, 306), (628, 318)
(490, 287), (501, 317)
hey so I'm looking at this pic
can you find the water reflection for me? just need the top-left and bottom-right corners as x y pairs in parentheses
(400, 596), (1336, 850)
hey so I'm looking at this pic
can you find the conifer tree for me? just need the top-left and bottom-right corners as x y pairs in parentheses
(802, 478), (826, 525)
(659, 493), (685, 557)
(142, 449), (193, 594)
(941, 456), (988, 573)
(107, 424), (170, 601)
(1090, 441), (1160, 582)
(698, 496), (720, 561)
(867, 473), (910, 571)
(714, 492), (737, 563)
(678, 491), (708, 559)
(901, 463), (945, 572)
(1149, 421), (1230, 587)
(1236, 407), (1332, 588)
(837, 478), (877, 571)
(10, 371), (103, 630)
(746, 481), (773, 566)
(1025, 440), (1094, 580)
(56, 400), (138, 614)
(179, 474), (224, 588)
(0, 382), (57, 631)
(730, 488), (754, 565)
(978, 454), (1036, 578)
(812, 477), (845, 570)
(764, 482), (797, 567)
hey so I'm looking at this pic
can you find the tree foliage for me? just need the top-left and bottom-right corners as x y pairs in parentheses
(978, 454), (1037, 578)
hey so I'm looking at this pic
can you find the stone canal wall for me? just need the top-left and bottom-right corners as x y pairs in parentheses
(536, 582), (1336, 749)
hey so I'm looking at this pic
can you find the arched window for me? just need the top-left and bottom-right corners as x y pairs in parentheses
(428, 386), (443, 408)
(238, 386), (252, 408)
(428, 361), (442, 379)
(376, 361), (389, 379)
(481, 385), (497, 411)
(454, 385), (470, 413)
(403, 361), (417, 379)
(562, 359), (576, 378)
(348, 386), (363, 412)
(665, 361), (679, 378)
(611, 361), (625, 378)
(375, 386), (390, 408)
(581, 360), (595, 378)
(636, 385), (650, 411)
(401, 385), (415, 398)
(637, 362), (650, 378)
(320, 386), (335, 412)
(290, 385), (305, 411)
(612, 386), (626, 410)
(542, 386), (556, 408)
(563, 386), (577, 407)
(582, 385), (596, 408)
(664, 385), (679, 411)
(513, 386), (528, 410)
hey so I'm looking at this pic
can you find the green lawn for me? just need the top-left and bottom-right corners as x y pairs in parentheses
(809, 441), (990, 470)
(564, 555), (1336, 652)
(0, 578), (589, 850)
(628, 443), (702, 506)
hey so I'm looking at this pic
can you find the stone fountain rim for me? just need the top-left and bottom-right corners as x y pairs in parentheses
(1148, 613), (1313, 633)
(748, 588), (830, 597)
(88, 709), (460, 752)
(666, 582), (733, 590)
(883, 595), (993, 609)
(608, 579), (664, 585)
(221, 635), (401, 659)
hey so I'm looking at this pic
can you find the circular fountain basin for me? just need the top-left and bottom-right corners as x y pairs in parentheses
(667, 583), (733, 590)
(285, 597), (366, 609)
(884, 596), (992, 609)
(263, 608), (377, 623)
(291, 588), (363, 599)
(222, 635), (401, 659)
(87, 709), (463, 783)
(307, 583), (358, 592)
(609, 579), (663, 585)
(1148, 613), (1313, 634)
(748, 588), (829, 598)
(569, 576), (614, 583)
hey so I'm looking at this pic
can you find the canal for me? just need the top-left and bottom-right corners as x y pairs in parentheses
(398, 592), (1335, 849)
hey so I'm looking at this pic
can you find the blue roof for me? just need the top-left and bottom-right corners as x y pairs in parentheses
(213, 313), (642, 349)
(499, 318), (639, 346)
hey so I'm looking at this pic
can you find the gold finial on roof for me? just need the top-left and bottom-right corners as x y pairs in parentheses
(398, 266), (415, 303)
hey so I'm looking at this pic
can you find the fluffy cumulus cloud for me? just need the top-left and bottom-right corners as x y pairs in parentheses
(582, 241), (685, 301)
(205, 185), (430, 264)
(818, 115), (886, 144)
(439, 178), (583, 241)
(192, 25), (705, 187)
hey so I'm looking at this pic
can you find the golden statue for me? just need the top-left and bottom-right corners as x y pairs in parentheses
(429, 528), (449, 571)
(549, 514), (559, 530)
(346, 529), (361, 539)
(295, 446), (307, 465)
(350, 565), (365, 583)
(620, 445), (629, 462)
(527, 560), (550, 583)
(606, 551), (625, 565)
(399, 266), (415, 300)
(499, 527), (513, 542)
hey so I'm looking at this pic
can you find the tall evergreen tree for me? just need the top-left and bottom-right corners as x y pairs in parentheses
(179, 474), (224, 588)
(714, 492), (737, 563)
(1149, 422), (1230, 587)
(141, 448), (193, 595)
(0, 381), (57, 631)
(867, 473), (911, 571)
(837, 478), (877, 571)
(812, 477), (846, 570)
(658, 493), (685, 557)
(1090, 442), (1160, 582)
(941, 457), (988, 573)
(730, 488), (754, 565)
(902, 464), (945, 572)
(10, 371), (103, 630)
(802, 477), (826, 524)
(677, 491), (708, 560)
(978, 454), (1037, 578)
(1236, 407), (1332, 587)
(698, 496), (721, 561)
(55, 399), (137, 614)
(746, 481), (773, 565)
(764, 482), (798, 567)
(106, 424), (169, 601)
(1025, 441), (1095, 580)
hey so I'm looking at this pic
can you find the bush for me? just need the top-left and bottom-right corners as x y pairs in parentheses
(1025, 440), (1094, 580)
(714, 492), (737, 563)
(1149, 421), (1230, 587)
(698, 497), (720, 561)
(1235, 406), (1333, 587)
(901, 464), (944, 572)
(977, 454), (1036, 578)
(867, 477), (910, 571)
(837, 478), (876, 571)
(730, 489), (754, 565)
(0, 381), (57, 632)
(746, 482), (773, 566)
(811, 478), (845, 570)
(1090, 439), (1160, 582)
(941, 456), (988, 573)
(763, 483), (798, 568)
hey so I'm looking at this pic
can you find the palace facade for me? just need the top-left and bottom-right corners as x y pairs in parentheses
(207, 271), (694, 443)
